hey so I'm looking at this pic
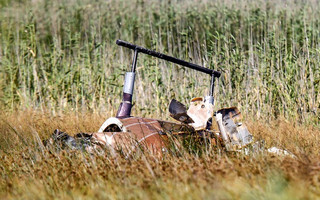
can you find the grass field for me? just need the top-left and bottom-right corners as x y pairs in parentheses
(0, 0), (320, 199)
(1, 110), (320, 199)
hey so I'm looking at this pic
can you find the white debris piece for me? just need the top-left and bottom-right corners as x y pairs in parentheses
(267, 147), (295, 157)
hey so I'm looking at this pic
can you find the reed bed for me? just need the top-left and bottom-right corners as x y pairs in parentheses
(0, 0), (319, 124)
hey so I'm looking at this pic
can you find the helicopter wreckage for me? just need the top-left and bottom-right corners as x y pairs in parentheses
(47, 40), (293, 157)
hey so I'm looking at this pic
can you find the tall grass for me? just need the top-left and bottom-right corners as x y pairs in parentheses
(0, 0), (319, 124)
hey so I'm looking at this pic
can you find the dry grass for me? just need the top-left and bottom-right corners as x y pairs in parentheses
(1, 110), (320, 199)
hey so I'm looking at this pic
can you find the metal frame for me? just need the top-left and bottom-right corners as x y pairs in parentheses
(116, 39), (221, 118)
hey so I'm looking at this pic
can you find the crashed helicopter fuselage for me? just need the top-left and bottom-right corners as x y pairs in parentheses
(49, 40), (255, 156)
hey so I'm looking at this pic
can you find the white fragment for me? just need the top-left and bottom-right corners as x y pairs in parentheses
(267, 147), (295, 157)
